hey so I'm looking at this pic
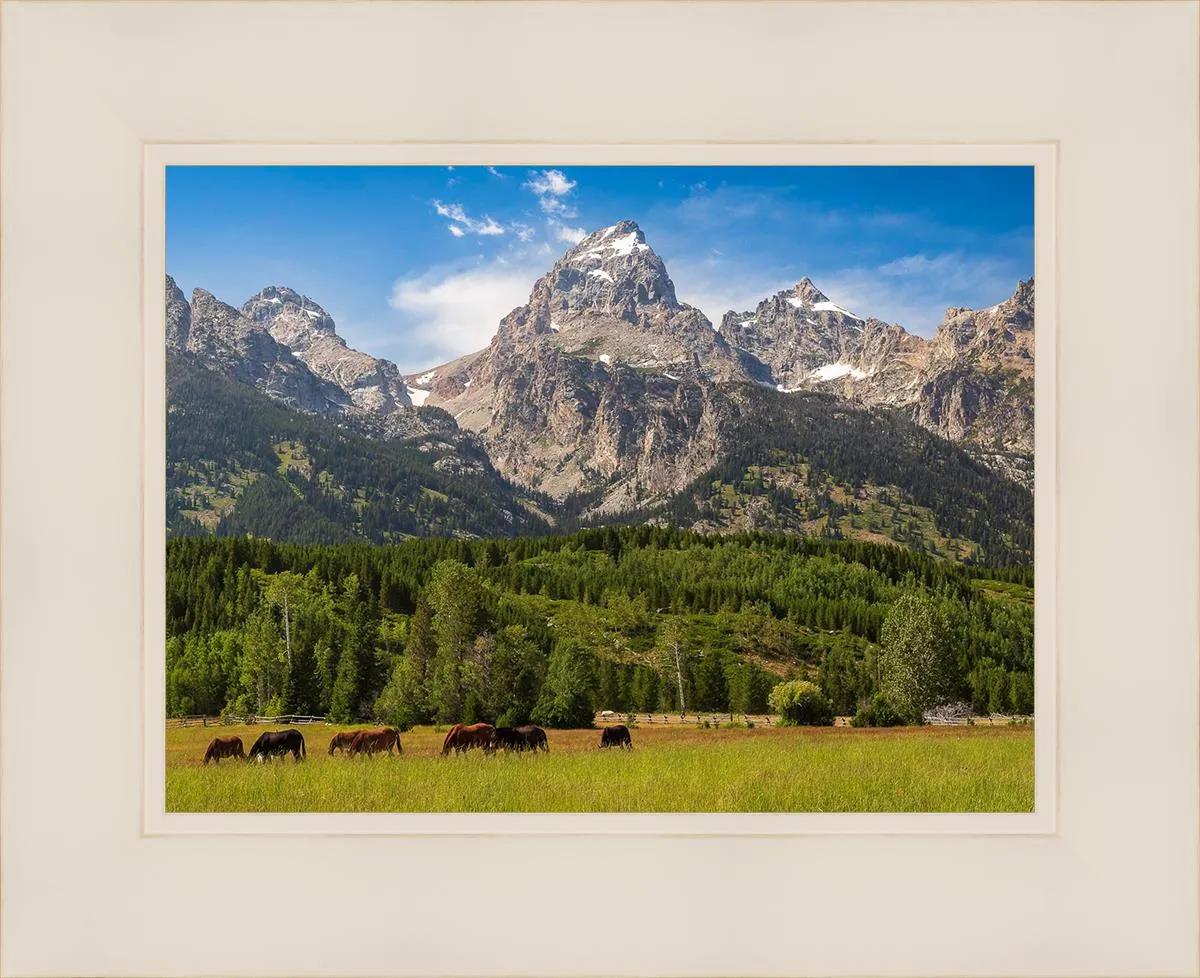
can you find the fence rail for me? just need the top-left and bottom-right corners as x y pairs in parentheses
(167, 712), (1030, 730)
(595, 712), (779, 727)
(166, 714), (328, 728)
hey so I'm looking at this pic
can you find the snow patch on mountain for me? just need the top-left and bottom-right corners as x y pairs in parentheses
(810, 362), (868, 382)
(811, 301), (862, 321)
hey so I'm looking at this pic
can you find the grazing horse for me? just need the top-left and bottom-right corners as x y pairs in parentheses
(327, 730), (360, 755)
(441, 723), (496, 755)
(493, 726), (521, 751)
(248, 728), (306, 762)
(494, 725), (548, 752)
(203, 735), (245, 764)
(510, 724), (549, 752)
(600, 724), (633, 750)
(347, 727), (403, 757)
(521, 725), (549, 752)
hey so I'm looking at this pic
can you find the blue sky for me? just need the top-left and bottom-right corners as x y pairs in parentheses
(167, 165), (1033, 372)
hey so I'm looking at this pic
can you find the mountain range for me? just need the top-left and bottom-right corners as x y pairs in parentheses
(166, 220), (1034, 563)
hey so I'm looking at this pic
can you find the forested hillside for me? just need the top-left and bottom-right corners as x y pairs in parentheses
(166, 528), (1034, 727)
(169, 350), (1032, 564)
(662, 385), (1033, 564)
(167, 356), (552, 543)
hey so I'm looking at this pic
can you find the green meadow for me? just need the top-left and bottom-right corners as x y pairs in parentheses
(166, 722), (1034, 813)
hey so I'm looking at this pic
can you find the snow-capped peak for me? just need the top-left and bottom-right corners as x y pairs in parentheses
(570, 220), (654, 265)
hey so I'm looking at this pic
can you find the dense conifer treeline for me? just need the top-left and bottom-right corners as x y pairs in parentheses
(166, 528), (1033, 725)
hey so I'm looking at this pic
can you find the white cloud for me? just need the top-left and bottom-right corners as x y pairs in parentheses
(433, 199), (506, 237)
(434, 200), (468, 222)
(388, 261), (543, 370)
(664, 253), (791, 327)
(675, 277), (792, 329)
(551, 222), (587, 245)
(540, 197), (577, 216)
(524, 168), (579, 218)
(512, 222), (535, 242)
(821, 252), (1020, 335)
(487, 166), (503, 178)
(524, 169), (575, 197)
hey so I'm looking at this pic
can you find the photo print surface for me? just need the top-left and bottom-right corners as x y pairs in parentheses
(164, 165), (1035, 813)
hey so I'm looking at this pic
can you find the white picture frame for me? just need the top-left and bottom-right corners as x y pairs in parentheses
(2, 2), (1196, 976)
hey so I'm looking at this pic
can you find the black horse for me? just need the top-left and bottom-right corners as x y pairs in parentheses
(495, 725), (549, 752)
(599, 724), (632, 749)
(248, 728), (306, 762)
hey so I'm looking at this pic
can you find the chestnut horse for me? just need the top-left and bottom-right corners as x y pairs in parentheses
(327, 730), (360, 755)
(347, 727), (403, 757)
(203, 735), (245, 764)
(441, 723), (496, 755)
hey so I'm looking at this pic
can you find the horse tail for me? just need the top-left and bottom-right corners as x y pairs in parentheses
(393, 728), (403, 753)
(299, 733), (306, 759)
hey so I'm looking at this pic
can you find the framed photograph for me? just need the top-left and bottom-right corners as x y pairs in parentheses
(2, 2), (1196, 977)
(148, 147), (1052, 836)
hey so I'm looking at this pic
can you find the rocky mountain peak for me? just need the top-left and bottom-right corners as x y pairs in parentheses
(165, 275), (191, 350)
(790, 277), (830, 306)
(1011, 276), (1034, 312)
(190, 287), (246, 329)
(523, 219), (680, 325)
(242, 285), (337, 334)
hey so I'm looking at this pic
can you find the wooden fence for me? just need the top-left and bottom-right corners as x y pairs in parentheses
(925, 714), (1033, 727)
(166, 714), (328, 729)
(595, 712), (778, 727)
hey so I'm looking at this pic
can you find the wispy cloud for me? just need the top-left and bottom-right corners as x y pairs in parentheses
(433, 200), (506, 237)
(524, 169), (575, 197)
(550, 222), (587, 245)
(388, 260), (542, 370)
(821, 251), (1021, 334)
(524, 168), (578, 217)
(487, 166), (504, 178)
(666, 252), (793, 326)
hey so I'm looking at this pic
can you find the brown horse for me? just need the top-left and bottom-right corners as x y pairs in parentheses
(347, 727), (403, 757)
(248, 728), (306, 762)
(203, 735), (245, 764)
(441, 723), (496, 755)
(327, 730), (361, 755)
(495, 725), (549, 752)
(600, 725), (633, 749)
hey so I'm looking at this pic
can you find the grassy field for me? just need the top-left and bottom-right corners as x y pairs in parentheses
(166, 722), (1034, 813)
